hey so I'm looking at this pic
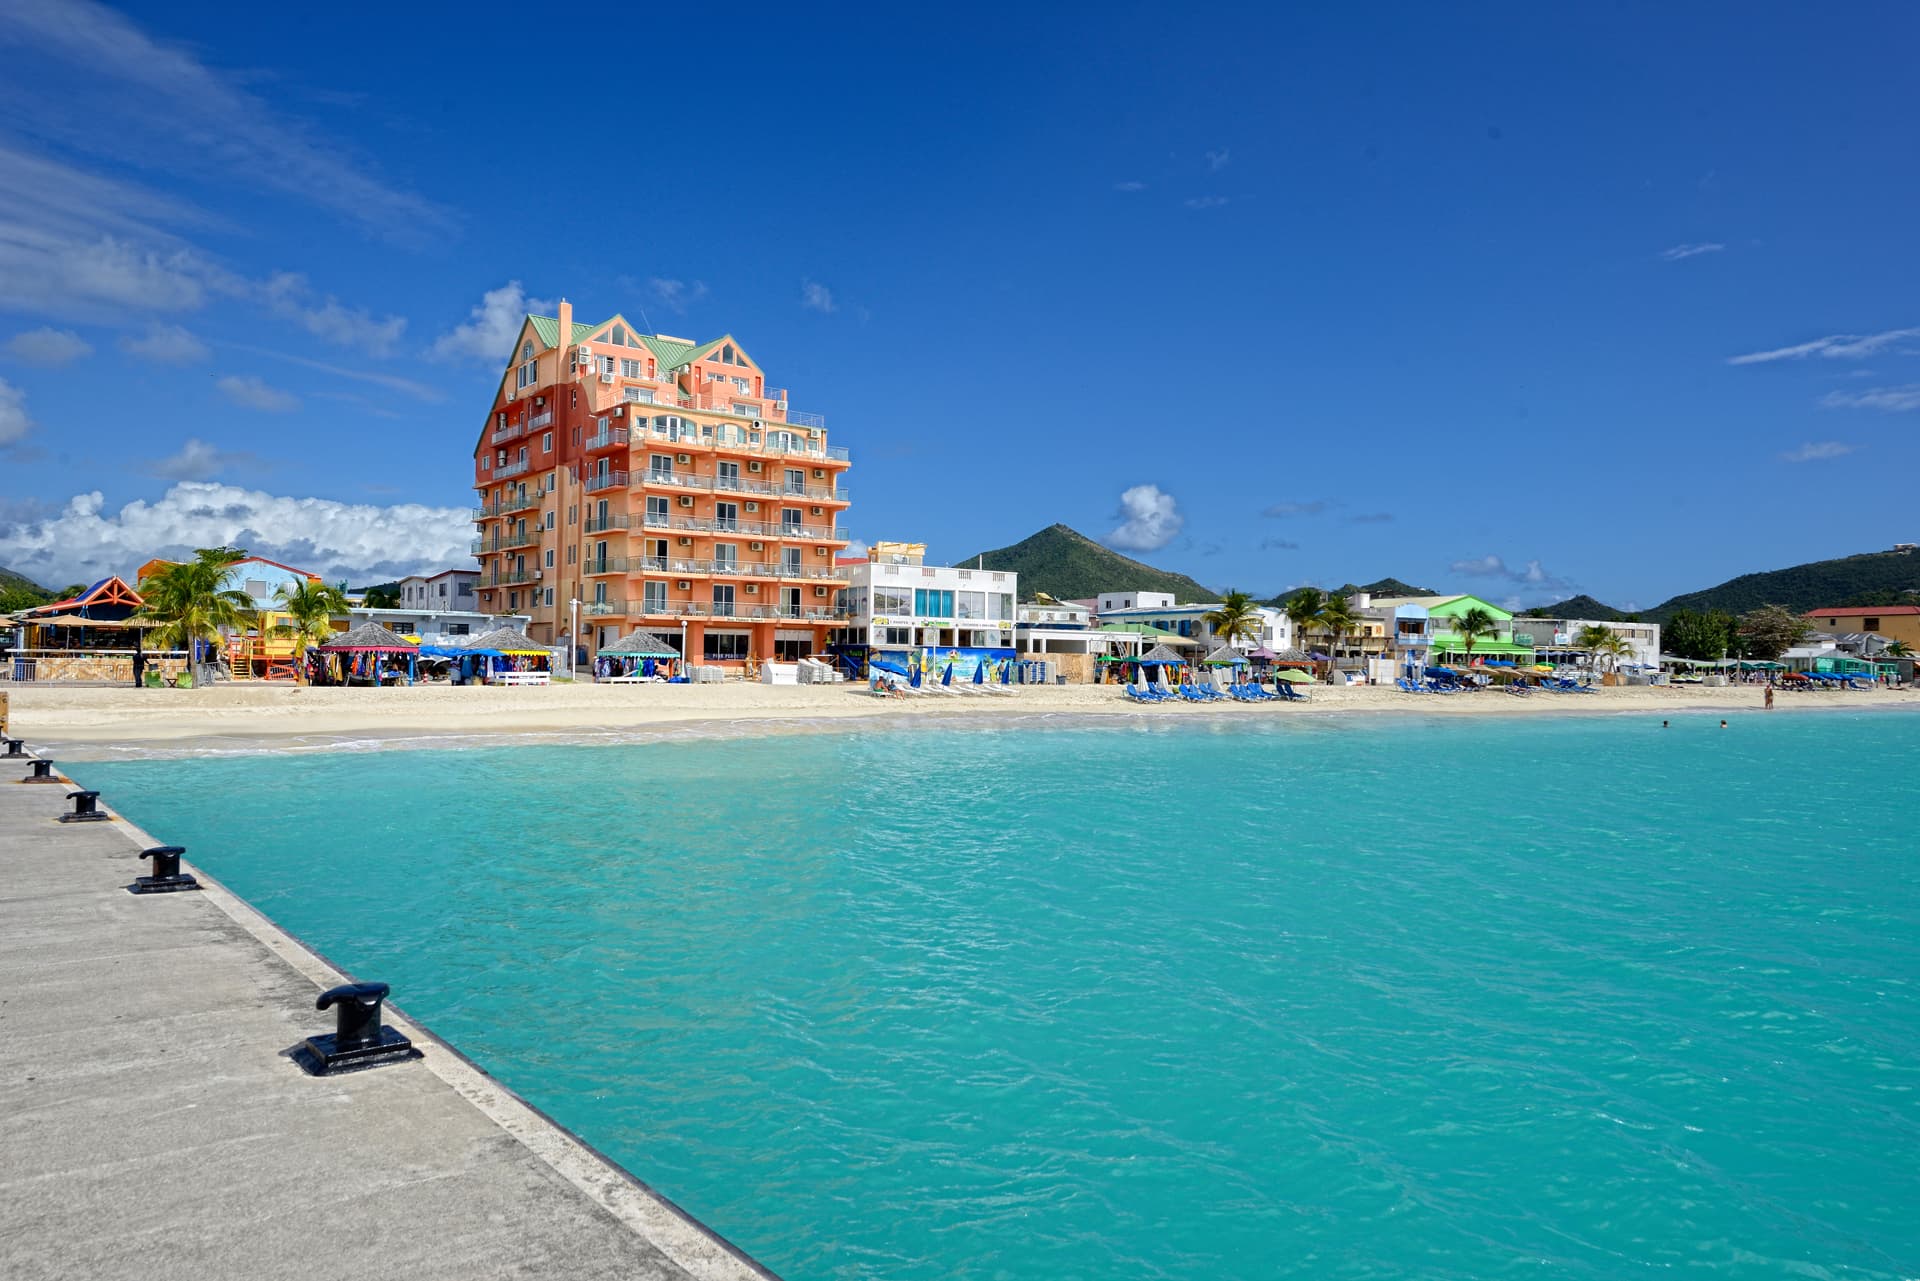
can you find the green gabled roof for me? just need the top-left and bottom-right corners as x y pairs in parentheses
(642, 333), (731, 372)
(526, 314), (598, 349)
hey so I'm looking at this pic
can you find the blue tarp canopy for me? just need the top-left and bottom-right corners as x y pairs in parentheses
(870, 658), (909, 676)
(418, 643), (470, 657)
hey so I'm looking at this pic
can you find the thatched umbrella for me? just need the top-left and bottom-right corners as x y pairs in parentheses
(316, 622), (417, 685)
(1202, 643), (1248, 666)
(600, 629), (678, 657)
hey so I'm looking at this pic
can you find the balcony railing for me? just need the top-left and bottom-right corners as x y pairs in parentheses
(495, 458), (531, 479)
(478, 569), (538, 588)
(471, 530), (540, 554)
(582, 557), (630, 576)
(582, 599), (627, 617)
(635, 421), (849, 463)
(584, 513), (631, 533)
(626, 602), (846, 622)
(472, 492), (541, 521)
(584, 427), (629, 452)
(638, 513), (849, 541)
(635, 470), (847, 502)
(786, 410), (827, 429)
(490, 423), (524, 445)
(584, 470), (630, 493)
(529, 410), (552, 429)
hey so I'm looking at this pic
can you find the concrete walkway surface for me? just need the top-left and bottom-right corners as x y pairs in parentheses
(0, 751), (780, 1281)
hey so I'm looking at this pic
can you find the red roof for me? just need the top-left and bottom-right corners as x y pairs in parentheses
(1808, 606), (1920, 616)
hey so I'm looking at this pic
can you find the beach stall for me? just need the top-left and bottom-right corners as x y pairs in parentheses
(463, 625), (552, 685)
(6, 577), (190, 685)
(596, 630), (682, 683)
(315, 622), (418, 687)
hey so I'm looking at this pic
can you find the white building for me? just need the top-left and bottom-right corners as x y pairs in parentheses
(397, 569), (481, 614)
(349, 606), (527, 642)
(1095, 600), (1294, 653)
(1510, 616), (1662, 669)
(831, 541), (1016, 663)
(1096, 590), (1175, 613)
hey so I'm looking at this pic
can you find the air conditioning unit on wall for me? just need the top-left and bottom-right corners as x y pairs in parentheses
(745, 584), (758, 594)
(747, 460), (763, 472)
(676, 580), (691, 590)
(749, 541), (764, 551)
(678, 495), (695, 508)
(677, 537), (693, 546)
(812, 468), (825, 479)
(744, 501), (759, 512)
(814, 586), (828, 598)
(676, 453), (691, 464)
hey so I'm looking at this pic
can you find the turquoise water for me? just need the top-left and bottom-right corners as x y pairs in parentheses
(74, 713), (1920, 1280)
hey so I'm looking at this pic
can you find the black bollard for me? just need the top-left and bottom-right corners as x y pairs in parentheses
(129, 845), (200, 895)
(1, 737), (25, 759)
(292, 981), (418, 1075)
(23, 758), (59, 784)
(59, 790), (109, 822)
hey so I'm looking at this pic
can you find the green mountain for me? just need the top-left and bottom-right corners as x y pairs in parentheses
(1266, 577), (1436, 607)
(1523, 594), (1628, 621)
(0, 565), (53, 612)
(963, 524), (1218, 602)
(1646, 548), (1920, 621)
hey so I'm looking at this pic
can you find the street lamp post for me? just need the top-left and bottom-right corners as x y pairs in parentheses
(569, 597), (580, 680)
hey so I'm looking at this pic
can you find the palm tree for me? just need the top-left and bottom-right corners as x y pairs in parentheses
(1203, 590), (1261, 648)
(362, 584), (402, 609)
(1886, 640), (1912, 658)
(1283, 587), (1326, 655)
(1577, 626), (1631, 678)
(1318, 593), (1359, 666)
(1450, 606), (1498, 665)
(137, 547), (255, 681)
(272, 579), (351, 673)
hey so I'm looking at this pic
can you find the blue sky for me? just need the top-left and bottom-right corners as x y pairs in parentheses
(1, 2), (1916, 606)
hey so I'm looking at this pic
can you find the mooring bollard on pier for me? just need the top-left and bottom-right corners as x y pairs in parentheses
(1, 737), (26, 759)
(59, 790), (108, 823)
(293, 981), (420, 1075)
(129, 845), (200, 895)
(22, 758), (58, 784)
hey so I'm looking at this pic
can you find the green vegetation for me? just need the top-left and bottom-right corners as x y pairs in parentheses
(1282, 587), (1327, 651)
(1737, 605), (1814, 661)
(1267, 577), (1433, 608)
(1664, 608), (1737, 660)
(1451, 606), (1498, 663)
(1319, 593), (1360, 658)
(360, 583), (403, 609)
(0, 565), (54, 614)
(964, 524), (1216, 603)
(1574, 623), (1631, 672)
(1525, 594), (1627, 621)
(271, 580), (351, 663)
(1646, 549), (1920, 621)
(1202, 591), (1262, 646)
(136, 547), (255, 663)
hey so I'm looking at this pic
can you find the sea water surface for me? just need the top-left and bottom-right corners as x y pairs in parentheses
(74, 713), (1920, 1280)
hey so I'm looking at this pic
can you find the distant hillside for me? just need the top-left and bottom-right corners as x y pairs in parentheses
(0, 565), (52, 612)
(1647, 548), (1920, 621)
(963, 524), (1217, 602)
(1523, 594), (1628, 621)
(1266, 577), (1436, 607)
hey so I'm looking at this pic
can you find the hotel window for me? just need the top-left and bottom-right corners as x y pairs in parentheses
(601, 355), (616, 375)
(712, 584), (736, 613)
(521, 342), (533, 361)
(623, 387), (654, 403)
(914, 589), (954, 618)
(508, 591), (519, 609)
(732, 376), (751, 392)
(873, 587), (910, 616)
(650, 454), (673, 479)
(542, 432), (553, 453)
(715, 461), (741, 489)
(545, 588), (555, 607)
(705, 632), (750, 659)
(784, 468), (806, 494)
(517, 359), (537, 389)
(714, 544), (738, 571)
(545, 511), (556, 530)
(781, 507), (803, 533)
(544, 549), (554, 569)
(646, 496), (669, 523)
(517, 446), (528, 465)
(1865, 617), (1881, 631)
(882, 627), (911, 645)
(457, 582), (472, 598)
(782, 547), (802, 575)
(621, 358), (641, 378)
(482, 455), (491, 471)
(731, 402), (755, 417)
(994, 593), (1013, 619)
(643, 581), (666, 613)
(957, 591), (985, 620)
(715, 502), (740, 530)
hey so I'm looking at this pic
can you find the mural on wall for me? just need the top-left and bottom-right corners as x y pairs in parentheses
(879, 646), (1016, 682)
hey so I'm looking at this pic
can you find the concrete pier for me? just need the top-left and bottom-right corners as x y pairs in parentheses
(0, 753), (779, 1281)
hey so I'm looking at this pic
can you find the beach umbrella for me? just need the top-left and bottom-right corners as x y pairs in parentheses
(871, 657), (908, 676)
(942, 661), (953, 687)
(1274, 668), (1311, 683)
(911, 662), (922, 688)
(973, 659), (985, 685)
(1001, 659), (1011, 684)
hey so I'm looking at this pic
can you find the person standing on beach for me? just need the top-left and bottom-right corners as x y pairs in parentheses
(1765, 684), (1775, 710)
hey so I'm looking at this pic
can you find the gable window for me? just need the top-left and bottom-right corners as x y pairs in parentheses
(621, 358), (641, 378)
(516, 359), (538, 389)
(542, 431), (553, 453)
(521, 342), (533, 361)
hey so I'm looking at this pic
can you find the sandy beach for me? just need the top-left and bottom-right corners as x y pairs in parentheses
(7, 678), (1916, 757)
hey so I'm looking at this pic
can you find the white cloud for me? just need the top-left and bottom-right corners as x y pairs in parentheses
(119, 323), (209, 364)
(6, 326), (91, 365)
(801, 280), (837, 314)
(1659, 242), (1724, 261)
(647, 278), (708, 314)
(1184, 196), (1229, 210)
(1778, 440), (1857, 462)
(1113, 180), (1146, 192)
(1728, 326), (1920, 365)
(0, 377), (32, 445)
(430, 281), (550, 363)
(1820, 384), (1920, 412)
(1205, 148), (1231, 172)
(1449, 553), (1572, 593)
(217, 374), (298, 413)
(1107, 484), (1184, 552)
(143, 437), (262, 481)
(261, 273), (405, 356)
(0, 481), (474, 586)
(1347, 512), (1395, 524)
(232, 345), (442, 402)
(0, 0), (447, 239)
(1262, 499), (1330, 518)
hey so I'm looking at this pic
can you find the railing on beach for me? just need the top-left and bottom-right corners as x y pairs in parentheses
(3, 648), (192, 685)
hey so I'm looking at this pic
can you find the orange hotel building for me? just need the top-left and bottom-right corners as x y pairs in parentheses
(470, 299), (851, 664)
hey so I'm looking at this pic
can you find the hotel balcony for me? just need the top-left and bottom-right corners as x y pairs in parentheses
(472, 492), (542, 520)
(638, 513), (850, 541)
(627, 602), (846, 622)
(581, 598), (627, 617)
(633, 424), (850, 465)
(495, 458), (531, 479)
(470, 530), (540, 554)
(584, 427), (629, 453)
(584, 469), (630, 493)
(637, 470), (849, 502)
(489, 423), (524, 445)
(478, 569), (538, 588)
(583, 556), (630, 576)
(583, 513), (631, 533)
(623, 556), (850, 581)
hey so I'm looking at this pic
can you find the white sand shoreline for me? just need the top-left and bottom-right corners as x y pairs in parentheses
(8, 680), (1918, 759)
